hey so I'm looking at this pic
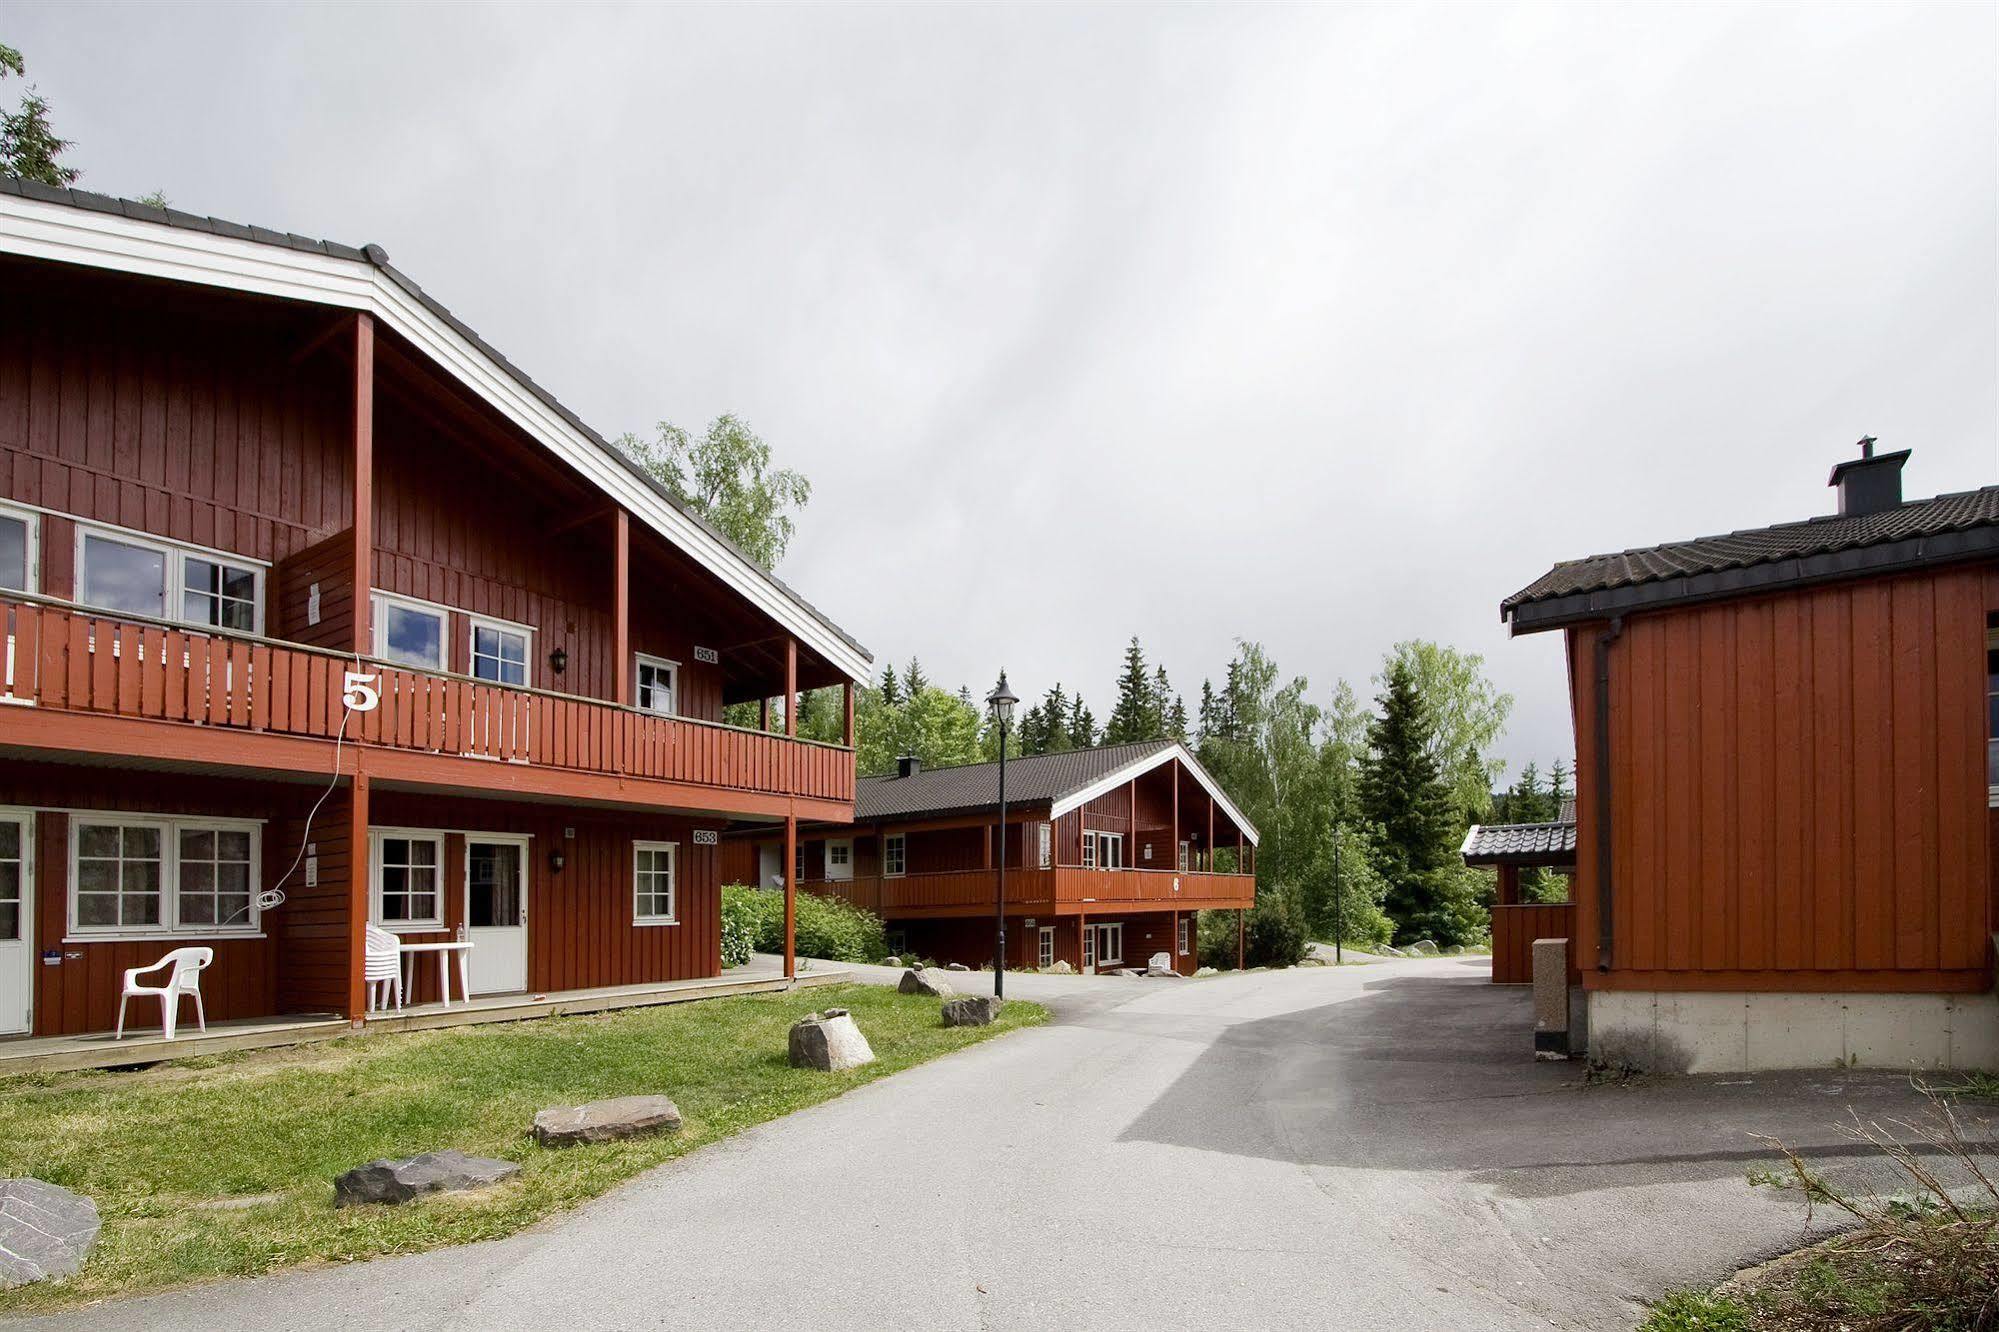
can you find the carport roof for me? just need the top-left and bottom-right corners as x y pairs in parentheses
(1460, 820), (1577, 867)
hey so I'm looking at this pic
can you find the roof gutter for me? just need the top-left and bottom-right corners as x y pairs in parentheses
(1592, 616), (1624, 971)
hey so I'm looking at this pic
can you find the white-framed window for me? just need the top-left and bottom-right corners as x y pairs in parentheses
(76, 524), (265, 633)
(635, 653), (678, 715)
(0, 500), (38, 594)
(633, 841), (677, 924)
(883, 833), (906, 878)
(1037, 822), (1052, 869)
(69, 814), (262, 938)
(371, 829), (445, 930)
(1082, 830), (1123, 870)
(796, 841), (808, 883)
(1179, 841), (1191, 872)
(1037, 926), (1055, 968)
(468, 613), (532, 686)
(372, 592), (450, 672)
(1082, 925), (1096, 971)
(1177, 916), (1190, 956)
(1095, 921), (1124, 966)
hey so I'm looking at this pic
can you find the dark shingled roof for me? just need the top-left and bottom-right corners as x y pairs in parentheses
(1460, 820), (1577, 866)
(1502, 484), (1999, 631)
(0, 177), (870, 664)
(856, 741), (1178, 823)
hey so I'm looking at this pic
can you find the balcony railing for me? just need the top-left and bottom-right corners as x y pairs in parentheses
(807, 866), (1254, 915)
(0, 593), (853, 804)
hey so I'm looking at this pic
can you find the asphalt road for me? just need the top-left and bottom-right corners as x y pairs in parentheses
(19, 957), (1949, 1331)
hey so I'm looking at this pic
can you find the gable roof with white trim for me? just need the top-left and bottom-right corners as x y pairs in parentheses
(0, 177), (872, 681)
(854, 740), (1260, 844)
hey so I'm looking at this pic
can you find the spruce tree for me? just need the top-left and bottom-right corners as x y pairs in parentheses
(903, 657), (929, 697)
(1105, 638), (1155, 743)
(1357, 659), (1461, 945)
(1067, 696), (1098, 749)
(878, 663), (902, 709)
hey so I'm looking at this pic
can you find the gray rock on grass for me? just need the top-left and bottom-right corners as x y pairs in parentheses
(1408, 940), (1441, 956)
(944, 962), (971, 972)
(898, 967), (955, 998)
(0, 1178), (100, 1287)
(533, 1095), (683, 1148)
(788, 1008), (876, 1071)
(941, 995), (1005, 1027)
(334, 1150), (520, 1208)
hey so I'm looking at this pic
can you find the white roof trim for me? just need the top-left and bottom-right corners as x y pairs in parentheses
(0, 193), (872, 683)
(1049, 743), (1261, 845)
(1458, 825), (1482, 856)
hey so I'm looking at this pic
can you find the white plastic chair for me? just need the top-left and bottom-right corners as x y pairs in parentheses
(364, 925), (403, 1013)
(115, 946), (213, 1040)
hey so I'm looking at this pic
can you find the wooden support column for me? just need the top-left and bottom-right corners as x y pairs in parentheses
(1496, 863), (1520, 907)
(783, 815), (797, 979)
(1170, 759), (1180, 869)
(1237, 827), (1245, 878)
(345, 769), (371, 1022)
(351, 313), (374, 658)
(785, 638), (798, 737)
(611, 508), (630, 705)
(760, 697), (771, 732)
(1208, 795), (1215, 872)
(1236, 907), (1246, 971)
(842, 680), (855, 747)
(983, 823), (994, 870)
(1128, 779), (1137, 859)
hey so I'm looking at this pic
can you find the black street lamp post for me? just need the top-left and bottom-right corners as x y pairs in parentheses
(986, 671), (1018, 999)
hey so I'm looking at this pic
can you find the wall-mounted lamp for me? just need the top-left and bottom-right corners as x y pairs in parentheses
(549, 646), (569, 675)
(548, 849), (566, 874)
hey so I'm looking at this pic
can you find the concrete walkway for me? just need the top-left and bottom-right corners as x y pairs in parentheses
(16, 957), (1943, 1331)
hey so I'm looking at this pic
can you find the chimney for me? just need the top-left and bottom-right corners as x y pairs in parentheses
(896, 755), (921, 779)
(1827, 436), (1910, 516)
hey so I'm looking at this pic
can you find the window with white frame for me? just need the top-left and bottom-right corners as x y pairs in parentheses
(1179, 841), (1191, 872)
(633, 841), (677, 924)
(1037, 822), (1051, 869)
(796, 841), (808, 883)
(372, 831), (444, 930)
(1082, 830), (1123, 870)
(1082, 926), (1096, 970)
(1038, 926), (1055, 968)
(1177, 916), (1190, 956)
(469, 614), (532, 686)
(883, 833), (906, 877)
(1095, 921), (1124, 966)
(76, 526), (265, 632)
(70, 815), (262, 937)
(373, 593), (449, 671)
(635, 654), (678, 715)
(0, 501), (37, 593)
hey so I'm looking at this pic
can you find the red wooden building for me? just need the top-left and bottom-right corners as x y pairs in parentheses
(723, 741), (1259, 974)
(0, 179), (869, 1045)
(1503, 443), (1999, 1071)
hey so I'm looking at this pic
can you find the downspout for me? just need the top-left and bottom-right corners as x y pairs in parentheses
(1593, 616), (1624, 971)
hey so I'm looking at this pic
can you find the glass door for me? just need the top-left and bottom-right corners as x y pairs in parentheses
(0, 813), (28, 1034)
(465, 838), (528, 994)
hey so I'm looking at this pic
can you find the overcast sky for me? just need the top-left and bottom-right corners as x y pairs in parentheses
(9, 3), (1995, 774)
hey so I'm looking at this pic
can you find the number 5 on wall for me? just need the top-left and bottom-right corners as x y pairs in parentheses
(342, 671), (381, 713)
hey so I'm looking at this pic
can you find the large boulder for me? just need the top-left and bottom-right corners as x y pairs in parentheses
(788, 1009), (876, 1071)
(1193, 966), (1218, 977)
(898, 967), (955, 998)
(1407, 939), (1441, 956)
(1042, 960), (1075, 975)
(941, 995), (1004, 1027)
(0, 1179), (100, 1287)
(881, 956), (902, 968)
(532, 1095), (682, 1148)
(944, 962), (971, 972)
(334, 1150), (520, 1208)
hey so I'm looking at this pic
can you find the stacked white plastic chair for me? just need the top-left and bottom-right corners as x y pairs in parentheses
(364, 924), (404, 1013)
(115, 946), (213, 1040)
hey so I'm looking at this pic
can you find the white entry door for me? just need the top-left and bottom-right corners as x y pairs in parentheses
(465, 837), (528, 995)
(0, 812), (30, 1034)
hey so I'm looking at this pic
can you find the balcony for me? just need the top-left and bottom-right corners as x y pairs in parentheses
(809, 866), (1255, 917)
(0, 593), (853, 815)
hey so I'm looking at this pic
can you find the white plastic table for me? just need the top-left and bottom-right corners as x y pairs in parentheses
(398, 940), (474, 1007)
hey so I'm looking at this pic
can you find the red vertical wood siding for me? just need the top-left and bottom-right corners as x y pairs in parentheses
(1569, 563), (1996, 992)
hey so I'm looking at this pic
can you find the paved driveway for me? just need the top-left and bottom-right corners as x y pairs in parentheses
(18, 958), (1941, 1331)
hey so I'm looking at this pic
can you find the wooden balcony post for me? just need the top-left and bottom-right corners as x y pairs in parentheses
(611, 508), (630, 705)
(759, 697), (770, 732)
(1170, 758), (1179, 868)
(1207, 795), (1215, 872)
(842, 680), (855, 747)
(345, 769), (371, 1022)
(1496, 863), (1519, 906)
(1236, 907), (1246, 971)
(783, 814), (797, 979)
(351, 313), (374, 658)
(785, 638), (797, 738)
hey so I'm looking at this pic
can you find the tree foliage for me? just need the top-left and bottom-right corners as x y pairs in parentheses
(616, 413), (810, 569)
(849, 658), (985, 776)
(1, 43), (79, 188)
(1383, 640), (1514, 822)
(1357, 657), (1484, 946)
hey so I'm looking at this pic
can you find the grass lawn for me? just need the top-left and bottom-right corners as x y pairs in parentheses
(0, 983), (1045, 1314)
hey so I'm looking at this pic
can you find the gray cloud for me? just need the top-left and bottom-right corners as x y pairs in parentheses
(10, 1), (1993, 771)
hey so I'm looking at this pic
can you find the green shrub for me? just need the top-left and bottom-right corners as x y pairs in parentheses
(1637, 1290), (1752, 1332)
(720, 884), (887, 964)
(1198, 886), (1311, 970)
(719, 885), (758, 968)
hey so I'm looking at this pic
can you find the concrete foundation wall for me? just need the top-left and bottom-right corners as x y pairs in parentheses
(1589, 989), (1999, 1074)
